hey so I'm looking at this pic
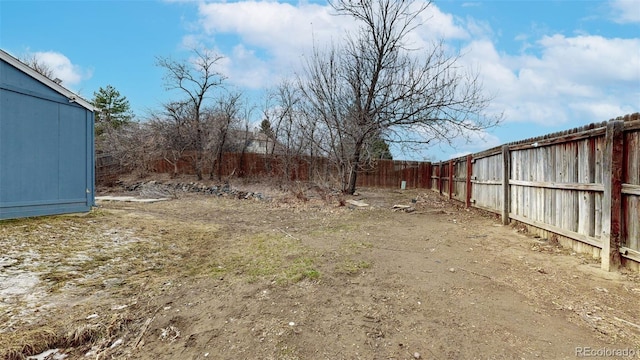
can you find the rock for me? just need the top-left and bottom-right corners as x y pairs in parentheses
(413, 352), (421, 359)
(346, 199), (369, 207)
(392, 204), (411, 209)
(103, 278), (125, 287)
(392, 205), (415, 213)
(109, 338), (123, 349)
(122, 180), (268, 201)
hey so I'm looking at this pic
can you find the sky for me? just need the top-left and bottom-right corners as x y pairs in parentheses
(1, 0), (639, 161)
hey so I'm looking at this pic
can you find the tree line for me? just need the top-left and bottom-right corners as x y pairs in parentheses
(34, 0), (501, 194)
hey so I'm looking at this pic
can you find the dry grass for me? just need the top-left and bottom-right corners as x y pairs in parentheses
(1, 313), (134, 360)
(0, 195), (326, 358)
(336, 259), (372, 275)
(0, 185), (401, 358)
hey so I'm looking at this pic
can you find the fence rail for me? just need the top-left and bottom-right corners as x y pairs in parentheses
(429, 113), (640, 271)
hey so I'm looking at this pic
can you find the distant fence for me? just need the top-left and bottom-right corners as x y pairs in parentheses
(152, 152), (432, 189)
(95, 152), (124, 186)
(358, 160), (431, 188)
(430, 113), (640, 271)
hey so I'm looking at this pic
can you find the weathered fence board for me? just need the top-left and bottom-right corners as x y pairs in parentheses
(472, 153), (502, 214)
(623, 128), (640, 257)
(441, 161), (451, 198)
(453, 158), (467, 203)
(429, 113), (639, 271)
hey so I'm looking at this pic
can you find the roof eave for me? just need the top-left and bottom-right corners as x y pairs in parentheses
(0, 49), (96, 112)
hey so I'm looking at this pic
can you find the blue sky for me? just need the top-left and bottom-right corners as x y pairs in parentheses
(1, 0), (639, 161)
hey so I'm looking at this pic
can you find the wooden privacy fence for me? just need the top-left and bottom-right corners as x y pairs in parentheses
(95, 152), (124, 186)
(358, 160), (431, 188)
(431, 113), (640, 271)
(153, 152), (433, 189)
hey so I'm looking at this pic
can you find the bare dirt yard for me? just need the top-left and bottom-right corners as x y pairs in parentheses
(2, 178), (640, 360)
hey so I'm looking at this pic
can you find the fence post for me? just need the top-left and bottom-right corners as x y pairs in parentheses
(502, 145), (511, 225)
(601, 120), (624, 271)
(448, 160), (454, 199)
(466, 154), (473, 208)
(438, 162), (443, 195)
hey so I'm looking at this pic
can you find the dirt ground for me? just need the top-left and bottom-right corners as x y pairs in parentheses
(1, 179), (640, 360)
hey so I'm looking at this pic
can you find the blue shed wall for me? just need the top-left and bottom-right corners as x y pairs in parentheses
(0, 59), (94, 220)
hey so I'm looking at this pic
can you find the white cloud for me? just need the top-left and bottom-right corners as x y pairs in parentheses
(463, 17), (493, 39)
(398, 126), (501, 162)
(568, 101), (636, 122)
(226, 44), (273, 89)
(190, 1), (340, 88)
(412, 3), (469, 41)
(535, 35), (639, 84)
(460, 34), (640, 126)
(462, 40), (516, 86)
(189, 1), (467, 89)
(197, 1), (340, 54)
(609, 0), (640, 23)
(32, 51), (91, 88)
(181, 34), (203, 49)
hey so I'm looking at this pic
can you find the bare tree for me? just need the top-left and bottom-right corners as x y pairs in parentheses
(98, 122), (157, 178)
(236, 119), (252, 178)
(204, 92), (244, 180)
(19, 53), (55, 80)
(299, 43), (357, 191)
(299, 0), (500, 194)
(148, 101), (195, 178)
(156, 48), (226, 180)
(263, 80), (309, 181)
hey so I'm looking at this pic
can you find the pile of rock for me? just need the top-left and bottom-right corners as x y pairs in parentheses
(124, 181), (266, 201)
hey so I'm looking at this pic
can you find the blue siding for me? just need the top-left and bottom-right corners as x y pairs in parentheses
(59, 105), (89, 200)
(0, 60), (69, 104)
(1, 91), (60, 203)
(0, 58), (94, 220)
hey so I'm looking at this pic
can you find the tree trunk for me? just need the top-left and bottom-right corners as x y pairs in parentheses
(195, 117), (203, 180)
(346, 165), (358, 195)
(216, 149), (224, 180)
(346, 144), (362, 195)
(217, 130), (229, 181)
(209, 157), (217, 180)
(195, 153), (203, 180)
(209, 144), (221, 180)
